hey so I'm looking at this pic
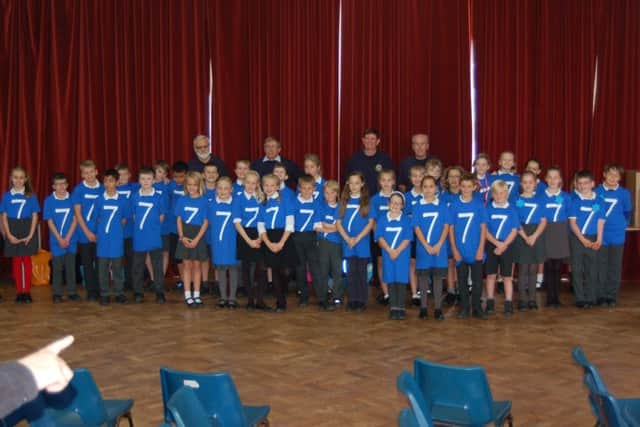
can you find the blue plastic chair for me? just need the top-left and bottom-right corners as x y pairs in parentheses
(572, 346), (640, 427)
(2, 393), (98, 427)
(167, 386), (220, 427)
(45, 368), (134, 427)
(584, 373), (640, 427)
(413, 358), (513, 426)
(398, 408), (421, 427)
(396, 371), (434, 427)
(159, 367), (270, 426)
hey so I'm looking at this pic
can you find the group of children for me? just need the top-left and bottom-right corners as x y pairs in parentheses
(0, 151), (632, 322)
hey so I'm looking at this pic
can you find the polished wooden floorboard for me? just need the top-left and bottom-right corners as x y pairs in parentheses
(1, 282), (639, 426)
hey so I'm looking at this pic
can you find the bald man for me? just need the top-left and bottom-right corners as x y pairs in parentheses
(398, 133), (431, 192)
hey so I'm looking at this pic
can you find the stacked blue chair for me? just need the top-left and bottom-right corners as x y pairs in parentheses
(44, 368), (134, 427)
(572, 346), (640, 427)
(413, 358), (513, 426)
(165, 386), (220, 427)
(396, 371), (434, 427)
(159, 367), (270, 426)
(2, 394), (97, 427)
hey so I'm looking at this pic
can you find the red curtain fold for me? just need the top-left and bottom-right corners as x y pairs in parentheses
(209, 0), (339, 179)
(339, 0), (471, 176)
(0, 0), (209, 194)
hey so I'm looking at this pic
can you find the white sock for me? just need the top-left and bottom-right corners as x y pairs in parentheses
(412, 293), (419, 299)
(536, 273), (544, 283)
(193, 291), (200, 298)
(184, 291), (192, 299)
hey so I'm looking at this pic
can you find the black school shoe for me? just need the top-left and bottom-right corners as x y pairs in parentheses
(23, 293), (33, 303)
(486, 299), (496, 314)
(100, 296), (110, 306)
(52, 295), (63, 304)
(419, 308), (428, 319)
(115, 295), (128, 304)
(134, 293), (144, 303)
(389, 309), (397, 320)
(15, 293), (25, 303)
(412, 296), (421, 307)
(504, 301), (514, 317)
(397, 310), (406, 320)
(528, 301), (538, 310)
(518, 301), (529, 311)
(444, 292), (458, 306)
(319, 302), (335, 312)
(434, 309), (445, 321)
(217, 299), (227, 308)
(255, 303), (273, 312)
(377, 293), (389, 305)
(68, 294), (81, 301)
(596, 297), (607, 306)
(227, 300), (238, 309)
(472, 309), (488, 320)
(156, 293), (166, 304)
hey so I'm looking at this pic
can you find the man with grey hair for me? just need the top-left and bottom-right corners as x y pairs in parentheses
(187, 134), (229, 176)
(397, 133), (431, 192)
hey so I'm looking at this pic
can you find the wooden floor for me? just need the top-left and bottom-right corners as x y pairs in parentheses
(1, 280), (639, 427)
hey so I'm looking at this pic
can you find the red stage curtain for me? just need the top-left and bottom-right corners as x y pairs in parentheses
(339, 0), (471, 175)
(208, 0), (339, 179)
(0, 0), (209, 193)
(472, 0), (599, 176)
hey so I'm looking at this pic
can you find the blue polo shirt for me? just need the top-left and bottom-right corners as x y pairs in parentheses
(232, 192), (263, 228)
(371, 192), (392, 220)
(0, 189), (40, 220)
(292, 194), (321, 233)
(72, 180), (103, 243)
(568, 192), (606, 236)
(163, 181), (184, 234)
(411, 198), (451, 269)
(208, 197), (238, 266)
(317, 201), (342, 245)
(233, 181), (244, 197)
(595, 183), (632, 245)
(515, 194), (546, 225)
(43, 192), (77, 256)
(374, 212), (413, 283)
(489, 172), (519, 204)
(95, 192), (129, 258)
(259, 194), (294, 232)
(449, 195), (488, 263)
(117, 182), (140, 239)
(540, 189), (571, 223)
(404, 189), (422, 217)
(131, 188), (167, 252)
(485, 201), (519, 242)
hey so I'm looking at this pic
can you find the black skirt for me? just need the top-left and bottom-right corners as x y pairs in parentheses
(515, 223), (546, 264)
(236, 227), (263, 262)
(544, 221), (570, 260)
(175, 223), (209, 261)
(4, 218), (38, 257)
(262, 228), (299, 268)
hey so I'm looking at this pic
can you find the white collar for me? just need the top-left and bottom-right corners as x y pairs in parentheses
(263, 155), (282, 162)
(280, 182), (287, 190)
(216, 196), (232, 204)
(545, 188), (561, 197)
(297, 194), (314, 203)
(83, 180), (100, 189)
(235, 179), (243, 186)
(328, 202), (338, 208)
(576, 191), (596, 201)
(315, 176), (323, 184)
(420, 197), (440, 206)
(103, 192), (119, 200)
(410, 188), (421, 197)
(496, 170), (514, 176)
(139, 188), (156, 196)
(267, 192), (279, 200)
(491, 201), (509, 208)
(602, 183), (619, 191)
(386, 212), (402, 222)
(476, 174), (486, 180)
(459, 195), (473, 204)
(10, 188), (25, 195)
(53, 192), (69, 200)
(243, 191), (256, 200)
(378, 191), (392, 197)
(350, 193), (361, 199)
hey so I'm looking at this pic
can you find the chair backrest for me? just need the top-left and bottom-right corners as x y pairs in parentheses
(572, 347), (609, 393)
(398, 408), (420, 427)
(413, 358), (495, 425)
(167, 386), (217, 427)
(591, 387), (628, 427)
(160, 367), (246, 425)
(396, 371), (434, 427)
(45, 368), (109, 424)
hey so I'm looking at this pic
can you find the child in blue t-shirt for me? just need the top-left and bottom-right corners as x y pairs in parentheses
(202, 164), (219, 294)
(132, 167), (168, 304)
(370, 169), (395, 305)
(413, 176), (451, 320)
(541, 166), (571, 307)
(303, 153), (325, 200)
(116, 163), (140, 291)
(473, 153), (492, 205)
(441, 166), (465, 303)
(594, 164), (631, 307)
(314, 180), (344, 306)
(568, 170), (606, 308)
(44, 173), (79, 303)
(337, 172), (375, 312)
(72, 160), (103, 300)
(449, 174), (488, 319)
(514, 171), (547, 311)
(525, 158), (547, 288)
(208, 177), (240, 308)
(404, 165), (425, 307)
(375, 192), (413, 320)
(233, 160), (250, 197)
(489, 151), (519, 204)
(484, 180), (519, 316)
(95, 169), (130, 305)
(175, 171), (209, 308)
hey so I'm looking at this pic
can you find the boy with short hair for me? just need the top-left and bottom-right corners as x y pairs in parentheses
(449, 173), (488, 319)
(425, 158), (443, 193)
(274, 163), (296, 201)
(72, 160), (103, 300)
(292, 175), (323, 308)
(166, 161), (188, 287)
(95, 169), (130, 305)
(314, 180), (343, 307)
(116, 163), (139, 291)
(131, 167), (168, 304)
(233, 160), (250, 196)
(44, 173), (79, 303)
(594, 164), (631, 307)
(405, 165), (425, 305)
(568, 170), (606, 308)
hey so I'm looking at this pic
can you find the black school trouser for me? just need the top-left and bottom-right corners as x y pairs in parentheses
(597, 244), (624, 302)
(456, 261), (483, 313)
(78, 242), (99, 296)
(569, 234), (598, 304)
(293, 232), (322, 302)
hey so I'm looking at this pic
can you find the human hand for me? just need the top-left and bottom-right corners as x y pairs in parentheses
(19, 335), (75, 393)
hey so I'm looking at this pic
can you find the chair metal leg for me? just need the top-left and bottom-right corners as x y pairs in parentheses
(116, 412), (134, 427)
(507, 413), (513, 427)
(258, 419), (269, 427)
